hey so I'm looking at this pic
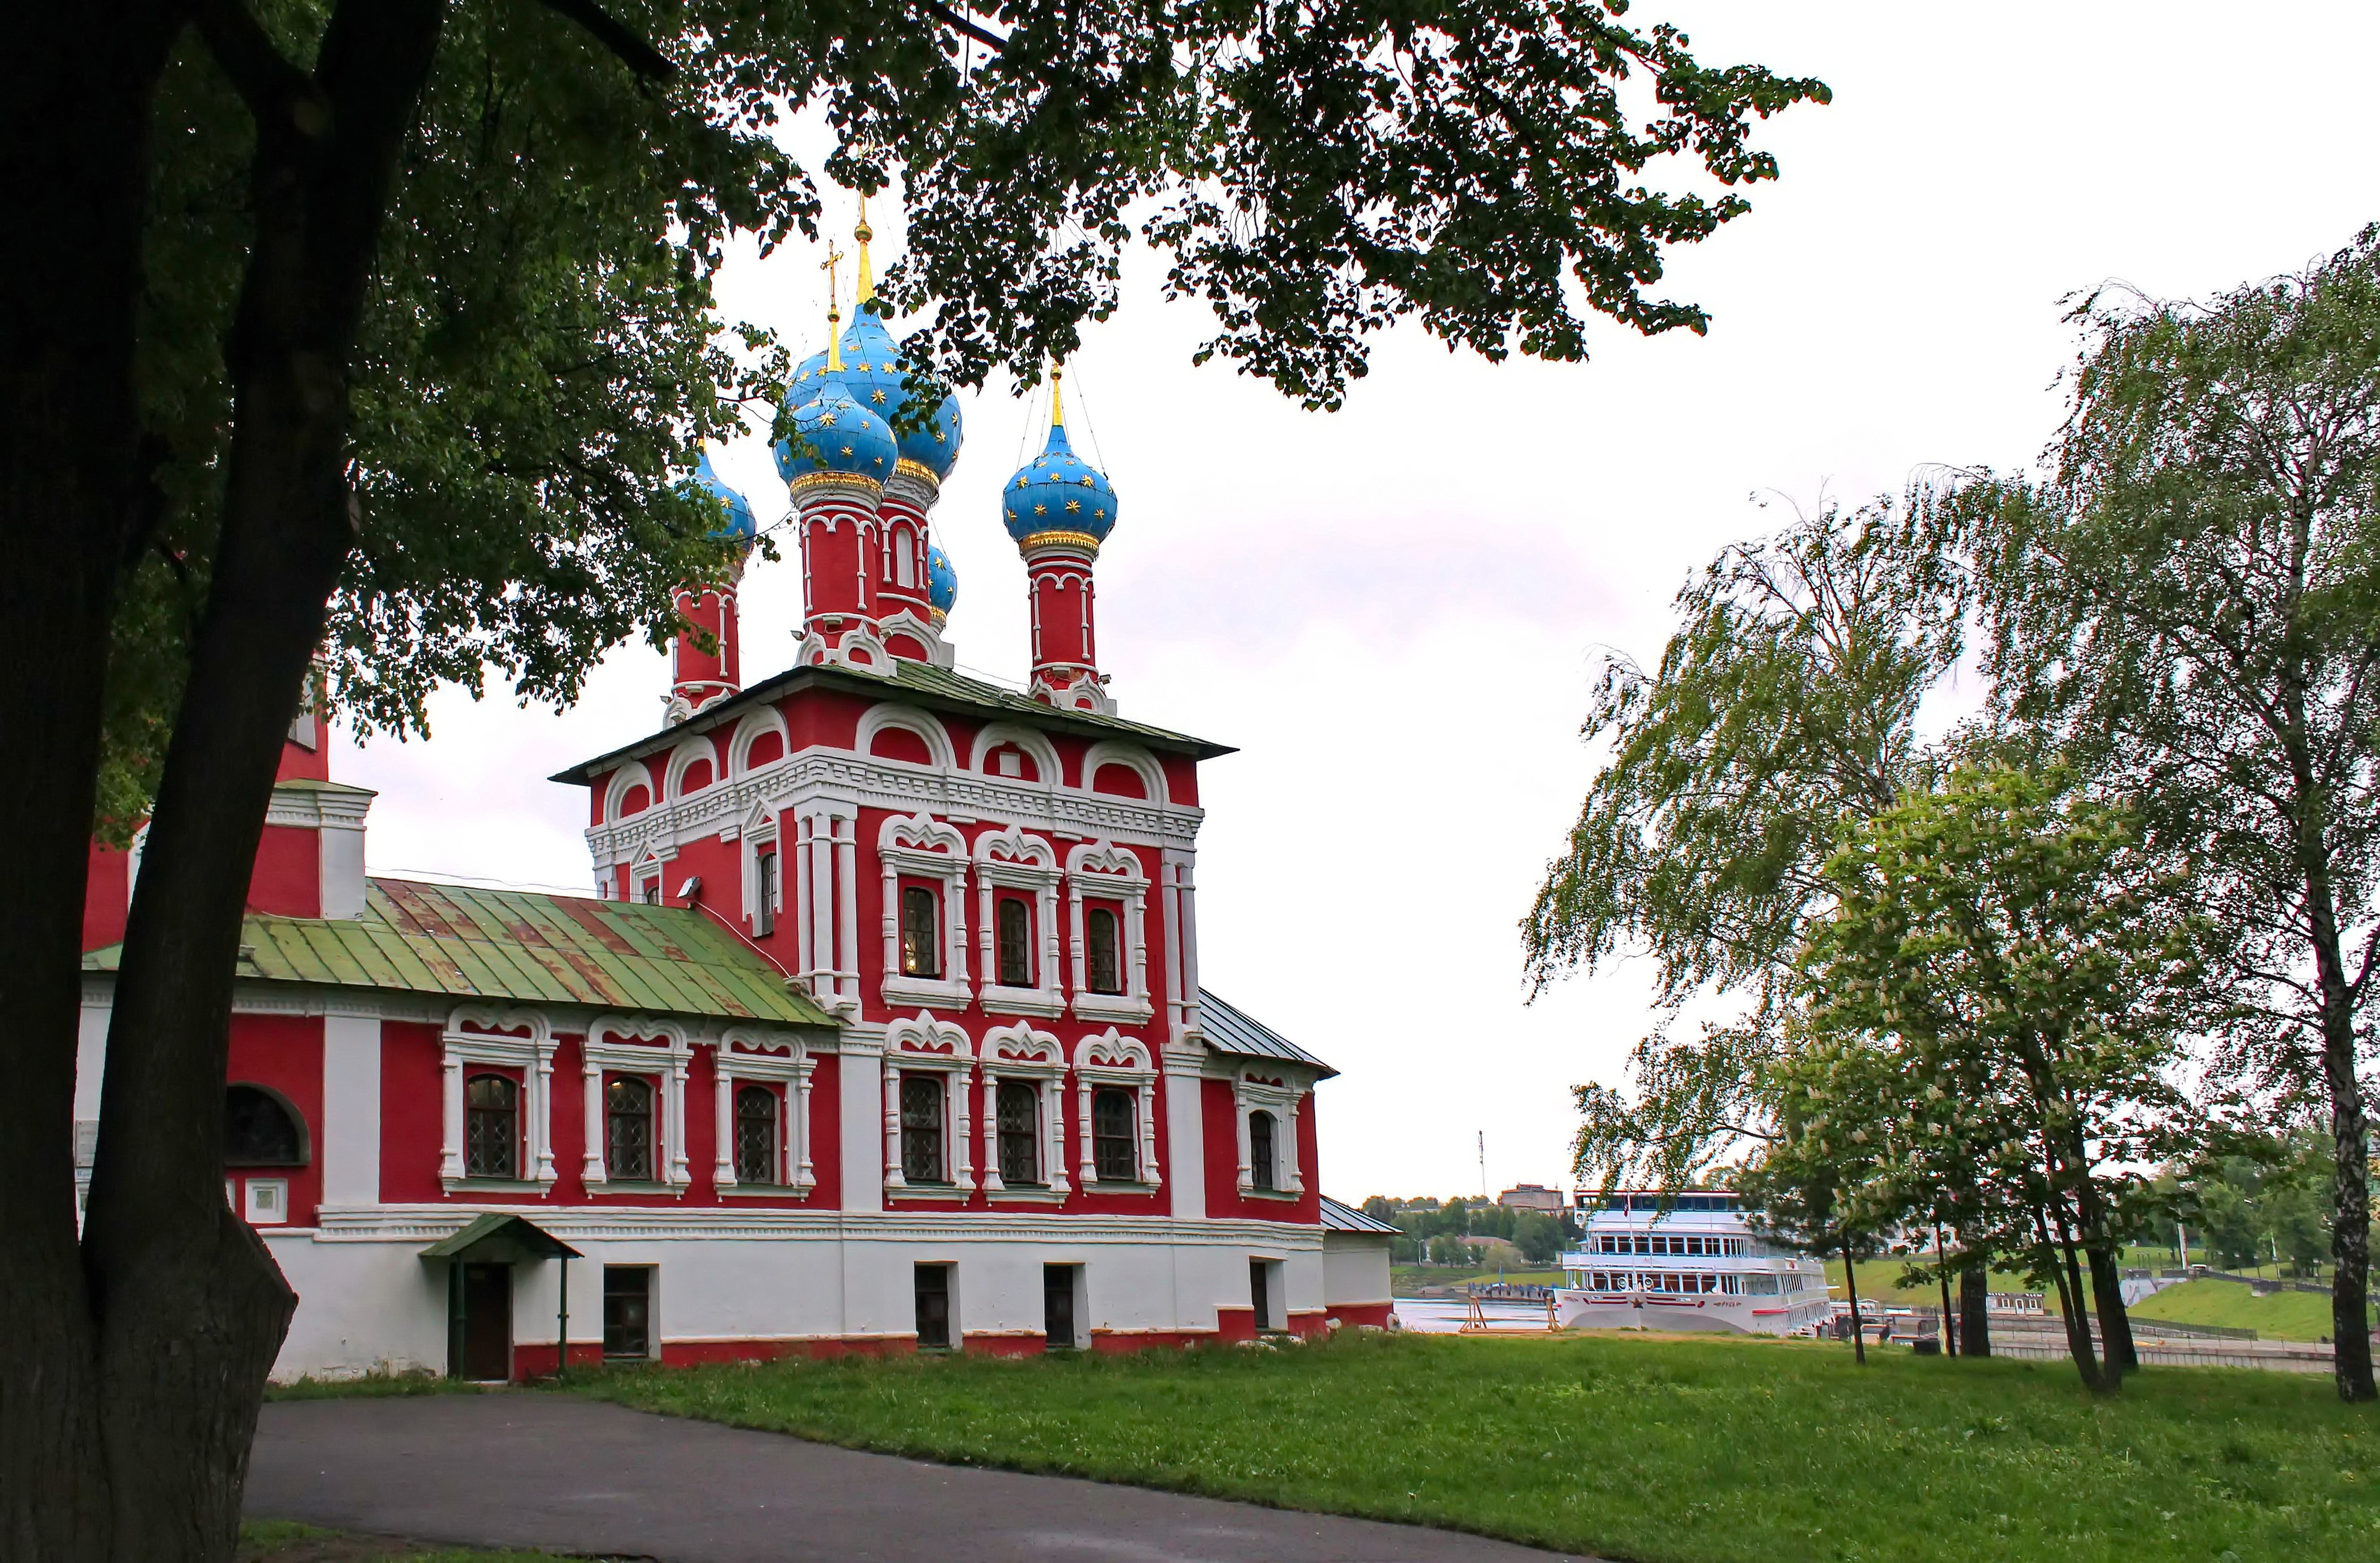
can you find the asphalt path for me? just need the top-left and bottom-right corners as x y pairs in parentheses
(249, 1394), (1592, 1563)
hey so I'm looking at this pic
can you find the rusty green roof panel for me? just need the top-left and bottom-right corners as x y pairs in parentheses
(85, 877), (835, 1030)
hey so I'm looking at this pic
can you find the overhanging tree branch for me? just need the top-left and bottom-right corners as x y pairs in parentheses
(192, 0), (325, 131)
(533, 0), (676, 81)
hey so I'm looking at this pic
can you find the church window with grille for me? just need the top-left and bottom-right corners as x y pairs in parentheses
(1092, 1087), (1137, 1181)
(606, 1076), (655, 1181)
(901, 885), (940, 977)
(224, 1083), (306, 1167)
(752, 849), (777, 937)
(996, 1081), (1040, 1184)
(733, 1084), (779, 1184)
(1249, 1109), (1277, 1192)
(996, 897), (1033, 986)
(462, 1073), (518, 1180)
(1086, 906), (1122, 994)
(900, 1074), (946, 1183)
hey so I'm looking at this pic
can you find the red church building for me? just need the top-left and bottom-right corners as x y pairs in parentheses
(75, 225), (1394, 1381)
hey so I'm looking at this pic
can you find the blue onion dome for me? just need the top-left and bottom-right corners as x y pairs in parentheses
(1001, 387), (1116, 546)
(772, 364), (895, 491)
(926, 541), (958, 620)
(839, 303), (965, 482)
(689, 449), (757, 542)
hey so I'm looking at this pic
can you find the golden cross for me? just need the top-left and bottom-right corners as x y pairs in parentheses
(820, 243), (846, 314)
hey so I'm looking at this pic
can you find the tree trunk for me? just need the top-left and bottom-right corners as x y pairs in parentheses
(2281, 664), (2376, 1402)
(2037, 1210), (2101, 1392)
(1840, 1239), (1865, 1366)
(75, 4), (447, 1558)
(1959, 1258), (1991, 1357)
(2087, 1242), (2138, 1377)
(1935, 1226), (1956, 1356)
(0, 5), (186, 1557)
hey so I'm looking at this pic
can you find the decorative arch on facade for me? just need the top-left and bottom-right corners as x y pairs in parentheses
(664, 735), (719, 800)
(1081, 740), (1168, 804)
(603, 760), (656, 822)
(968, 721), (1061, 787)
(855, 702), (956, 771)
(977, 1022), (1070, 1195)
(627, 847), (669, 905)
(437, 1005), (558, 1192)
(1064, 840), (1152, 1022)
(581, 1014), (694, 1193)
(881, 1010), (977, 1195)
(1071, 1027), (1161, 1190)
(711, 1025), (816, 1192)
(728, 707), (790, 777)
(879, 812), (971, 1005)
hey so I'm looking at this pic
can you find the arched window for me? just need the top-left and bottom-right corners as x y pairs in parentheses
(606, 1077), (655, 1182)
(734, 1084), (779, 1185)
(1086, 906), (1123, 995)
(224, 1084), (305, 1167)
(996, 1080), (1041, 1185)
(463, 1073), (519, 1180)
(892, 526), (918, 588)
(901, 885), (941, 978)
(1249, 1109), (1277, 1192)
(1092, 1087), (1137, 1182)
(900, 1074), (946, 1183)
(996, 897), (1033, 987)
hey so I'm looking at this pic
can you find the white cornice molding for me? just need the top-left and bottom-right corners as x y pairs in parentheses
(312, 1204), (1330, 1246)
(586, 749), (1203, 866)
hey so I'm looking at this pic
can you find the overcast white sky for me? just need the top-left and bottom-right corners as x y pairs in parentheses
(338, 2), (2380, 1203)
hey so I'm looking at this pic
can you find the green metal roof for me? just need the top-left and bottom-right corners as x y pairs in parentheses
(84, 878), (837, 1030)
(551, 659), (1232, 785)
(420, 1211), (581, 1262)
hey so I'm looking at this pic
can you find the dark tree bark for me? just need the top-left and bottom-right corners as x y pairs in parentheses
(1840, 1240), (1865, 1366)
(2086, 1242), (2138, 1377)
(0, 4), (188, 1556)
(78, 3), (448, 1556)
(1958, 1258), (1991, 1358)
(2038, 1209), (2103, 1392)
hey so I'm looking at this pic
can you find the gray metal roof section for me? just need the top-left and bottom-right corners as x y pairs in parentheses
(1318, 1195), (1399, 1236)
(1196, 989), (1336, 1078)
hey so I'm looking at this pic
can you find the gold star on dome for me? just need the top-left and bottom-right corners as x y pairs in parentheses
(871, 390), (887, 403)
(1094, 507), (1107, 520)
(840, 445), (854, 457)
(818, 412), (838, 427)
(1015, 476), (1029, 489)
(934, 430), (947, 442)
(1066, 500), (1081, 513)
(1033, 503), (1047, 515)
(1079, 477), (1094, 487)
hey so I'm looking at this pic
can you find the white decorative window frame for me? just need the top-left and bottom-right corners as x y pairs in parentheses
(1233, 1070), (1308, 1196)
(976, 1023), (1069, 1197)
(882, 1011), (976, 1197)
(603, 759), (657, 824)
(727, 706), (790, 778)
(628, 847), (670, 906)
(1072, 1028), (1161, 1191)
(854, 701), (958, 772)
(663, 735), (720, 801)
(878, 812), (973, 1008)
(742, 805), (783, 934)
(581, 1015), (693, 1194)
(1065, 840), (1153, 1024)
(439, 1005), (557, 1193)
(974, 825), (1064, 1017)
(968, 722), (1062, 788)
(711, 1027), (816, 1194)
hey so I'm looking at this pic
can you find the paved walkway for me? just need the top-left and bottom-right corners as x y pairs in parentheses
(249, 1395), (1589, 1563)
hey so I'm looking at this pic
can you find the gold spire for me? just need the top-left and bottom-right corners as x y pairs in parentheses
(854, 194), (876, 309)
(820, 241), (846, 372)
(1049, 362), (1065, 429)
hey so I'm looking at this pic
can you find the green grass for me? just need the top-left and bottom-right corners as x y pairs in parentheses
(236, 1519), (558, 1561)
(2131, 1279), (2341, 1340)
(566, 1331), (2379, 1563)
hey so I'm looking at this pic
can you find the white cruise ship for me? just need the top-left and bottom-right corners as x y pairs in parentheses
(1555, 1190), (1832, 1335)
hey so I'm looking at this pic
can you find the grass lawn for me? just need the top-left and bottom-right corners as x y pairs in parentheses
(569, 1331), (2378, 1563)
(2130, 1279), (2341, 1340)
(237, 1519), (554, 1562)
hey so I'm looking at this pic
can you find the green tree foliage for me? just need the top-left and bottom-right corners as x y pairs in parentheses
(1791, 765), (2209, 1390)
(2183, 1131), (2343, 1275)
(3, 3), (1830, 1557)
(1959, 229), (2380, 1400)
(1513, 1210), (1566, 1264)
(1523, 497), (1967, 1190)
